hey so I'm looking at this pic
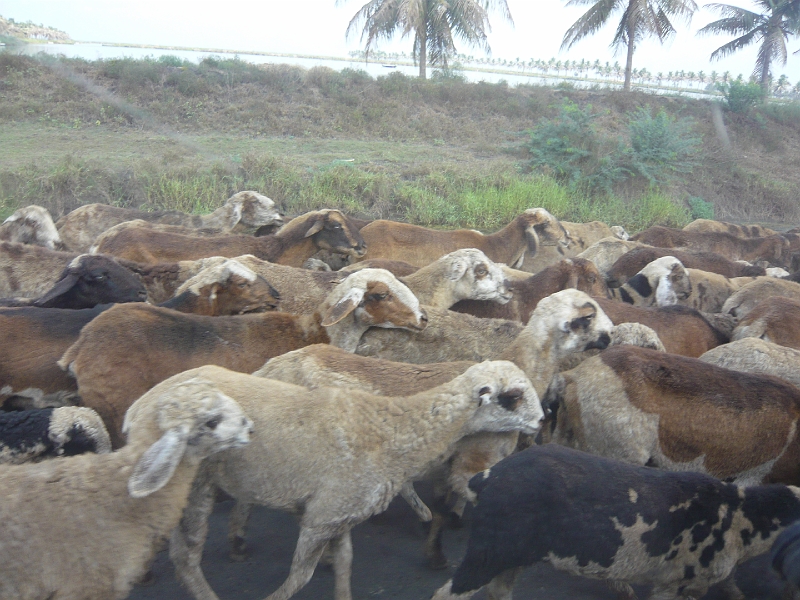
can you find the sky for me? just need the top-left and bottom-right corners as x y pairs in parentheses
(3, 0), (800, 83)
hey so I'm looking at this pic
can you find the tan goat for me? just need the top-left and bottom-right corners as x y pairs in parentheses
(56, 191), (283, 252)
(92, 209), (366, 266)
(352, 208), (570, 268)
(59, 269), (427, 447)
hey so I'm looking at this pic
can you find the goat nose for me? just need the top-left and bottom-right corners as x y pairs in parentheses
(419, 310), (428, 324)
(138, 290), (148, 301)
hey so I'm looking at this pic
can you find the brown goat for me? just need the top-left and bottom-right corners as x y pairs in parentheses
(58, 270), (427, 447)
(732, 296), (800, 350)
(547, 345), (800, 486)
(0, 260), (280, 411)
(352, 208), (569, 268)
(593, 298), (728, 357)
(630, 226), (790, 267)
(93, 209), (366, 266)
(451, 258), (607, 321)
(606, 245), (766, 286)
(683, 218), (777, 238)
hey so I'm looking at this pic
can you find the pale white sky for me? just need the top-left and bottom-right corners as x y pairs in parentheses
(4, 0), (799, 82)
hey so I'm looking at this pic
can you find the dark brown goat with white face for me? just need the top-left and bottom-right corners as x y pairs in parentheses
(93, 209), (366, 266)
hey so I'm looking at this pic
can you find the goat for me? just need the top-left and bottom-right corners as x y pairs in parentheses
(56, 191), (283, 252)
(0, 260), (280, 411)
(59, 269), (427, 446)
(732, 295), (800, 349)
(0, 253), (147, 309)
(520, 220), (628, 273)
(546, 345), (800, 486)
(252, 289), (613, 569)
(630, 226), (790, 267)
(92, 209), (366, 266)
(167, 361), (543, 600)
(700, 338), (800, 389)
(0, 406), (111, 464)
(450, 258), (607, 321)
(0, 376), (252, 600)
(352, 208), (570, 268)
(593, 299), (729, 357)
(606, 245), (766, 287)
(430, 444), (800, 600)
(606, 256), (691, 307)
(0, 205), (65, 250)
(722, 277), (800, 319)
(683, 218), (777, 238)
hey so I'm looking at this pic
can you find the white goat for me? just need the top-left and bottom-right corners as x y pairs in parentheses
(0, 377), (252, 600)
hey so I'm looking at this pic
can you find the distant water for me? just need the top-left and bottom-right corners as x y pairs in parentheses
(10, 42), (589, 88)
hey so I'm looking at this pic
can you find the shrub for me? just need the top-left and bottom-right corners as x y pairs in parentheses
(625, 108), (700, 185)
(688, 196), (714, 220)
(716, 79), (765, 113)
(521, 99), (626, 194)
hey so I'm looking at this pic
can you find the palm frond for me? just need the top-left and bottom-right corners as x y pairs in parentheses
(562, 0), (624, 50)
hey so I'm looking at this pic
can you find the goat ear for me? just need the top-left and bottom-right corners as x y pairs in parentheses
(446, 257), (469, 281)
(33, 271), (80, 307)
(128, 427), (188, 498)
(321, 287), (364, 326)
(304, 217), (325, 238)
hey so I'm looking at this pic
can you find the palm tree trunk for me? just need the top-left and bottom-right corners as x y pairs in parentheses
(759, 51), (771, 95)
(623, 21), (635, 92)
(419, 29), (427, 79)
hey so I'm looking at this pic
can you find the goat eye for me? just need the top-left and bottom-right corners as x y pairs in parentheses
(238, 281), (247, 288)
(94, 275), (106, 281)
(475, 266), (487, 276)
(368, 292), (389, 301)
(205, 416), (222, 430)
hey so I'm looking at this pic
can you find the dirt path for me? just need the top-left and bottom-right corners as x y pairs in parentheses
(129, 491), (788, 600)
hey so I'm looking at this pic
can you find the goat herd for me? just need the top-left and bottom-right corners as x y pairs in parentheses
(3, 191), (800, 600)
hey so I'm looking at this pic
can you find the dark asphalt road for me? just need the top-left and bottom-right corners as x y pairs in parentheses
(128, 488), (789, 600)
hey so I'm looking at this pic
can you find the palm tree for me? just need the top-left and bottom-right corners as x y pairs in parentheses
(561, 0), (698, 91)
(698, 0), (800, 93)
(341, 0), (513, 79)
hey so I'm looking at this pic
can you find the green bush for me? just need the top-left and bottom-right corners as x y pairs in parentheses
(687, 196), (714, 220)
(625, 108), (700, 185)
(716, 79), (765, 113)
(521, 100), (626, 194)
